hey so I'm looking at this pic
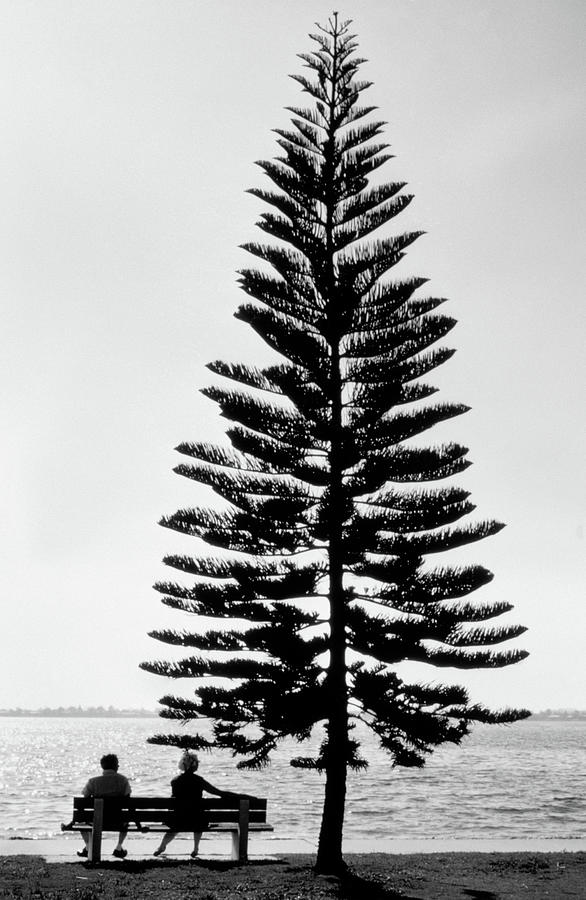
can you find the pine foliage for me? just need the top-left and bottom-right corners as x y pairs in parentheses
(142, 15), (528, 786)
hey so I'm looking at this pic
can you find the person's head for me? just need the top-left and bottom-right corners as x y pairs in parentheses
(100, 753), (119, 771)
(179, 750), (199, 773)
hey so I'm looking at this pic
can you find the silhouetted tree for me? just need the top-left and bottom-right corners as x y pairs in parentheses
(141, 14), (529, 874)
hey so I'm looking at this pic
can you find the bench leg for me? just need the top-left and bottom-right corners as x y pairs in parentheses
(231, 830), (240, 861)
(237, 798), (249, 863)
(88, 799), (104, 864)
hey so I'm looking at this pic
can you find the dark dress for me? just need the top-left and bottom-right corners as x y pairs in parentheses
(167, 772), (209, 832)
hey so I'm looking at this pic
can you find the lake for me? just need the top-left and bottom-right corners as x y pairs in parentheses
(1, 717), (584, 842)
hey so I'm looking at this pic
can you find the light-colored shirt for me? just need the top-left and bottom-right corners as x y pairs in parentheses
(82, 769), (131, 797)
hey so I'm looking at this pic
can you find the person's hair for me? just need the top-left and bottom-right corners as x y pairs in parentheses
(179, 750), (199, 773)
(100, 753), (119, 771)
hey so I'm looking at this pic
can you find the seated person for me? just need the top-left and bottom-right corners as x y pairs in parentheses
(78, 752), (133, 858)
(153, 750), (249, 858)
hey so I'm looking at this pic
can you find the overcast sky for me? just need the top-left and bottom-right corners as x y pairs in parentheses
(1, 0), (584, 713)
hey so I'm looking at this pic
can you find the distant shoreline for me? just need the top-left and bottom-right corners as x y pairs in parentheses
(1, 707), (586, 720)
(0, 708), (157, 718)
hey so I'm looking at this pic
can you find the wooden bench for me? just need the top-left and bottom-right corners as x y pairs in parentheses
(64, 796), (273, 863)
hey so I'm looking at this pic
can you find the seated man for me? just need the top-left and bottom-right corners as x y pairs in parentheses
(79, 753), (132, 858)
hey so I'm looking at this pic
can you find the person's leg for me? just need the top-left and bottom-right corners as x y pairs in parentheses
(77, 831), (90, 857)
(191, 831), (202, 857)
(114, 828), (128, 853)
(153, 830), (177, 855)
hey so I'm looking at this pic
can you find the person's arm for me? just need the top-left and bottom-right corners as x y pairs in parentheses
(199, 778), (254, 800)
(82, 778), (93, 798)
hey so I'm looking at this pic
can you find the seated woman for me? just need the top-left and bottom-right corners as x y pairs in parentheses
(153, 750), (246, 858)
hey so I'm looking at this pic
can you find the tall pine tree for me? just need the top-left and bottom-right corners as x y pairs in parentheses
(141, 14), (529, 874)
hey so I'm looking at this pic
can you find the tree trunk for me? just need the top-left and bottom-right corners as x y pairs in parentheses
(316, 496), (348, 873)
(316, 330), (348, 874)
(316, 744), (347, 873)
(316, 17), (349, 874)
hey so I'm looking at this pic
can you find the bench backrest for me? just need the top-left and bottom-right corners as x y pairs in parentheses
(72, 796), (268, 825)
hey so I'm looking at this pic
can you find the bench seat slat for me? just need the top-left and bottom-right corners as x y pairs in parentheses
(73, 809), (267, 824)
(67, 823), (274, 833)
(73, 796), (267, 811)
(70, 812), (267, 824)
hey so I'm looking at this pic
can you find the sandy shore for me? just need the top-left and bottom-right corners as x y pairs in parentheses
(1, 851), (585, 899)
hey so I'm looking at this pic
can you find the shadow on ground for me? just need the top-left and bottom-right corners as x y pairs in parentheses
(86, 860), (426, 898)
(339, 868), (425, 900)
(339, 871), (502, 900)
(81, 859), (503, 899)
(462, 891), (499, 900)
(82, 857), (284, 872)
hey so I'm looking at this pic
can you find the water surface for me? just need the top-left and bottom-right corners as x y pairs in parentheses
(1, 717), (584, 841)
